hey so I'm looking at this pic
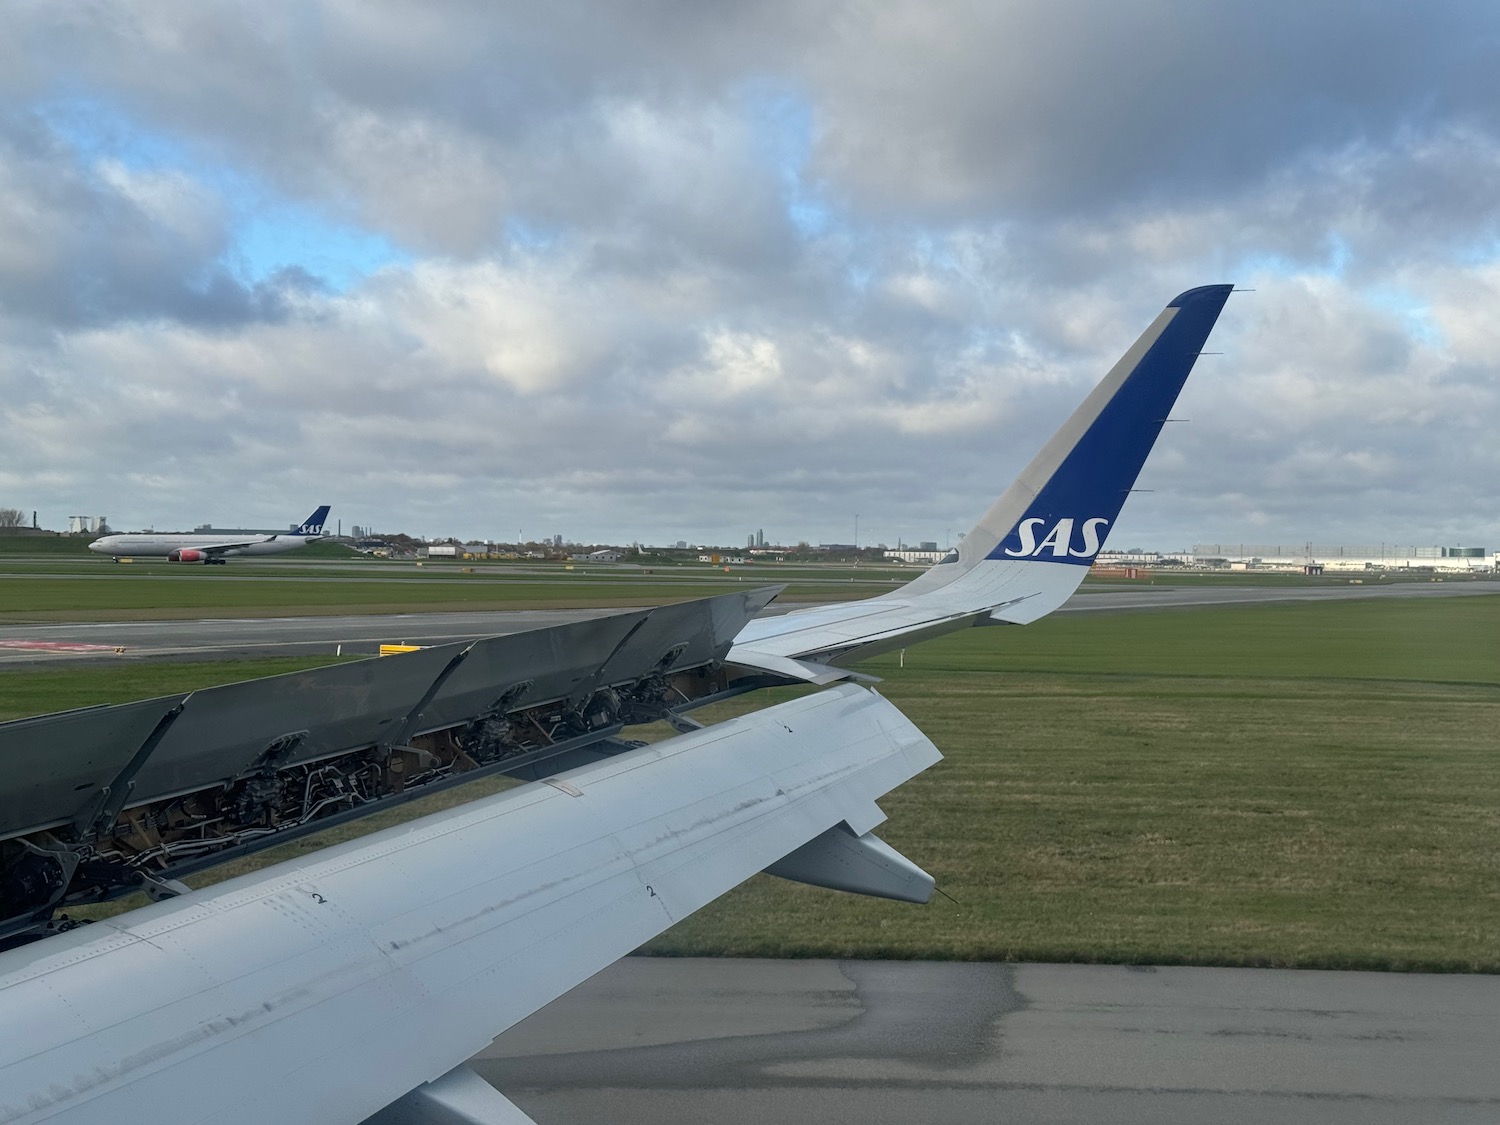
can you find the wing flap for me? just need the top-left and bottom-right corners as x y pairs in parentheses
(372, 1064), (535, 1124)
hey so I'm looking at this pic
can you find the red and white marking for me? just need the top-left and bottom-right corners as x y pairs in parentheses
(0, 640), (123, 654)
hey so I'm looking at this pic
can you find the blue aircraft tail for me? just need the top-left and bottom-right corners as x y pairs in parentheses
(296, 505), (331, 536)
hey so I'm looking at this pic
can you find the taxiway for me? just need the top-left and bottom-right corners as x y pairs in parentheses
(480, 958), (1500, 1124)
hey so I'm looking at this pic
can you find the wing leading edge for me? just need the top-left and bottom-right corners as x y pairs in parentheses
(729, 285), (1233, 675)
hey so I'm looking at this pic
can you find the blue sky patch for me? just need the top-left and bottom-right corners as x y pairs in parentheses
(737, 82), (836, 240)
(38, 97), (409, 292)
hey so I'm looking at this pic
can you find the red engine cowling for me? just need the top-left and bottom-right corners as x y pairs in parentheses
(167, 549), (208, 563)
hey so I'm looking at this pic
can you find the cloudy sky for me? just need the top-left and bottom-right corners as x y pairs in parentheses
(3, 2), (1497, 549)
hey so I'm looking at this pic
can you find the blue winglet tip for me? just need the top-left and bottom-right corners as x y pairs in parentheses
(1168, 284), (1234, 309)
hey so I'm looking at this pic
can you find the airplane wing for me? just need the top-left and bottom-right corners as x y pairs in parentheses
(199, 540), (260, 555)
(0, 683), (936, 1125)
(156, 539), (264, 562)
(0, 286), (1233, 1124)
(727, 284), (1234, 679)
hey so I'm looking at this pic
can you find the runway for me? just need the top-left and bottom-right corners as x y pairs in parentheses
(478, 958), (1500, 1124)
(0, 579), (1496, 663)
(0, 607), (619, 664)
(1060, 577), (1500, 612)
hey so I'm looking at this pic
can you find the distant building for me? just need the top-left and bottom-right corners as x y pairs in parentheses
(1190, 543), (1495, 573)
(68, 516), (106, 534)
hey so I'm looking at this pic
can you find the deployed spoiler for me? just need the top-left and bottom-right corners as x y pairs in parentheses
(0, 590), (786, 945)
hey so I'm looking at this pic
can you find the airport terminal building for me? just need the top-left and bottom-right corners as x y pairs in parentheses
(1183, 543), (1497, 573)
(892, 542), (1495, 573)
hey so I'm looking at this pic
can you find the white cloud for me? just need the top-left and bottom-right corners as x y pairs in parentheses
(1, 2), (1498, 548)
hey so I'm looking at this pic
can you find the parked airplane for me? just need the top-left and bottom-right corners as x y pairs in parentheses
(0, 286), (1232, 1124)
(88, 505), (332, 563)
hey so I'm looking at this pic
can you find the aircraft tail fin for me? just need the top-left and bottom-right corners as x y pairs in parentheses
(902, 285), (1232, 607)
(296, 505), (331, 536)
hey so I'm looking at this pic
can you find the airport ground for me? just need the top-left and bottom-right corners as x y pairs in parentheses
(4, 548), (1496, 1119)
(1, 532), (1492, 624)
(480, 958), (1500, 1124)
(2, 558), (1495, 973)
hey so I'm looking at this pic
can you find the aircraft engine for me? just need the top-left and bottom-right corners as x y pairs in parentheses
(167, 549), (209, 563)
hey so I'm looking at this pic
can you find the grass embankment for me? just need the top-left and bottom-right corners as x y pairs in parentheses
(6, 596), (1498, 970)
(0, 657), (355, 722)
(647, 595), (1500, 970)
(0, 574), (841, 623)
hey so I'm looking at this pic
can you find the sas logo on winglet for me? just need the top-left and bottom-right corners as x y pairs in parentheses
(1000, 517), (1110, 560)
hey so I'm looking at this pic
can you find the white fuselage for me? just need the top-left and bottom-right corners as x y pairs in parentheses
(88, 534), (321, 559)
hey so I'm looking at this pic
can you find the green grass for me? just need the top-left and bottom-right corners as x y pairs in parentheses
(0, 555), (918, 622)
(0, 534), (97, 555)
(11, 595), (1500, 971)
(643, 596), (1500, 969)
(0, 657), (355, 721)
(0, 574), (823, 621)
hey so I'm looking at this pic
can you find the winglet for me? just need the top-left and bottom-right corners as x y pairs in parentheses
(905, 285), (1231, 592)
(727, 286), (1234, 665)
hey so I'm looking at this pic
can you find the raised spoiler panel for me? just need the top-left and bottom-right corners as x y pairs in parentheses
(0, 590), (786, 946)
(0, 684), (940, 1125)
(0, 590), (778, 844)
(0, 697), (191, 841)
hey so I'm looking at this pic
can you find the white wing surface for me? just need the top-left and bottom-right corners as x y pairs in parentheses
(0, 685), (937, 1125)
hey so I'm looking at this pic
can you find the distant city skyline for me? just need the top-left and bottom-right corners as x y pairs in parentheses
(30, 509), (1491, 558)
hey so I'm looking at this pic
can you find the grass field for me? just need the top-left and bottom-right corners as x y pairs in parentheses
(649, 595), (1500, 970)
(0, 551), (927, 621)
(0, 657), (356, 722)
(0, 574), (761, 619)
(6, 594), (1498, 971)
(0, 569), (1471, 623)
(4, 535), (1484, 625)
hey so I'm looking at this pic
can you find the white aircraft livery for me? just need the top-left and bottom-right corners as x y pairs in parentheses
(88, 505), (331, 563)
(0, 286), (1232, 1124)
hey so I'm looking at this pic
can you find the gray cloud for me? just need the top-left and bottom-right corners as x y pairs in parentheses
(0, 114), (273, 332)
(2, 2), (1498, 548)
